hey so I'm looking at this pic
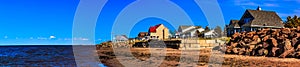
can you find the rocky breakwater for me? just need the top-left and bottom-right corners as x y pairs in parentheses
(222, 26), (300, 58)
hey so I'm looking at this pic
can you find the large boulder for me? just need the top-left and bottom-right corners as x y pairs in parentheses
(285, 39), (293, 50)
(281, 28), (291, 34)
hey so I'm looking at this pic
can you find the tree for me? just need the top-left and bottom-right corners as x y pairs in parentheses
(204, 26), (210, 32)
(284, 15), (300, 28)
(198, 31), (205, 38)
(214, 26), (222, 37)
(195, 26), (202, 28)
(169, 30), (176, 37)
(284, 16), (293, 28)
(197, 26), (210, 38)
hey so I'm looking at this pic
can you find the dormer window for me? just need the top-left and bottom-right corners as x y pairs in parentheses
(244, 18), (252, 23)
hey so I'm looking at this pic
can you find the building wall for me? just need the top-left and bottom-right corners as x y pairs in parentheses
(149, 24), (170, 40)
(227, 28), (241, 36)
(149, 33), (158, 39)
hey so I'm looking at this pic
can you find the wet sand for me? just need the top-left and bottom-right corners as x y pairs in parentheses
(97, 47), (300, 67)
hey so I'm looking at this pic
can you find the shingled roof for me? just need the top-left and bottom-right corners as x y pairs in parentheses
(239, 9), (284, 28)
(179, 25), (193, 30)
(228, 20), (240, 28)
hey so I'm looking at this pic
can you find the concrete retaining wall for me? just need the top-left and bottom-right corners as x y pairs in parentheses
(179, 39), (223, 50)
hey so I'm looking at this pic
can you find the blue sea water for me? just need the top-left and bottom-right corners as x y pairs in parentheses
(0, 45), (105, 67)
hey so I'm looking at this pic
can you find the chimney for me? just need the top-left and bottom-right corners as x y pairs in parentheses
(257, 6), (261, 11)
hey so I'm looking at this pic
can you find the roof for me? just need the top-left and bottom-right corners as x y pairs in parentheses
(115, 35), (128, 41)
(139, 32), (148, 34)
(149, 24), (162, 33)
(182, 27), (204, 34)
(204, 30), (217, 35)
(228, 20), (240, 28)
(240, 9), (284, 28)
(179, 25), (194, 30)
(138, 32), (148, 37)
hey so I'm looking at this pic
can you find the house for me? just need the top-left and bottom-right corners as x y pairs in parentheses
(204, 30), (218, 38)
(226, 20), (241, 36)
(177, 25), (205, 38)
(226, 6), (284, 36)
(148, 24), (170, 40)
(137, 32), (149, 40)
(115, 35), (129, 42)
(178, 25), (196, 33)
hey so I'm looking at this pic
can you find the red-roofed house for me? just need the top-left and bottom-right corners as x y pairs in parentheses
(148, 24), (170, 40)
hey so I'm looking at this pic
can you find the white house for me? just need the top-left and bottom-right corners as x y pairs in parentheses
(148, 24), (170, 40)
(177, 26), (205, 38)
(204, 30), (218, 38)
(114, 35), (129, 42)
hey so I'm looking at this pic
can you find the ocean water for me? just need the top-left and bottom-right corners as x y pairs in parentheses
(0, 45), (77, 66)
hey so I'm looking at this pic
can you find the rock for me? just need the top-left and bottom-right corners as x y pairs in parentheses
(271, 47), (280, 56)
(246, 32), (256, 38)
(297, 26), (300, 32)
(232, 48), (240, 54)
(224, 28), (300, 58)
(230, 42), (238, 48)
(270, 38), (278, 47)
(262, 35), (270, 42)
(281, 28), (291, 34)
(257, 49), (268, 56)
(285, 39), (293, 50)
(295, 51), (300, 58)
(238, 48), (246, 55)
(292, 38), (299, 47)
(279, 49), (294, 58)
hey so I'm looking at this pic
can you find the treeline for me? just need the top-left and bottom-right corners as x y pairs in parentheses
(284, 15), (300, 28)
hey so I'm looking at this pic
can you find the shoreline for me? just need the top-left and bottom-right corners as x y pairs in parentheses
(97, 47), (300, 67)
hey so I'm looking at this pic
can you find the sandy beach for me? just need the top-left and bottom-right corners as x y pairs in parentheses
(97, 47), (300, 67)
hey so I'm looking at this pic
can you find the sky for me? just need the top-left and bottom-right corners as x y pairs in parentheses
(0, 0), (299, 45)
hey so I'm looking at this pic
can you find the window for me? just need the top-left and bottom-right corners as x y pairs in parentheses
(244, 18), (252, 23)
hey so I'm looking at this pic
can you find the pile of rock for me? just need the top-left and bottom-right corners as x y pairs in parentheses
(97, 41), (113, 48)
(222, 26), (300, 58)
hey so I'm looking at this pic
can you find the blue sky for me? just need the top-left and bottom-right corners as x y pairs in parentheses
(0, 0), (299, 45)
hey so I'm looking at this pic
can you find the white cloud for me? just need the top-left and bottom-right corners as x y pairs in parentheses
(64, 38), (72, 40)
(60, 37), (90, 41)
(49, 36), (56, 39)
(73, 37), (89, 41)
(37, 37), (48, 40)
(240, 2), (259, 6)
(81, 38), (89, 41)
(263, 3), (279, 7)
(234, 0), (257, 6)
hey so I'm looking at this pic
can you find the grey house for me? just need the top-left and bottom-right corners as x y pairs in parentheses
(227, 7), (284, 36)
